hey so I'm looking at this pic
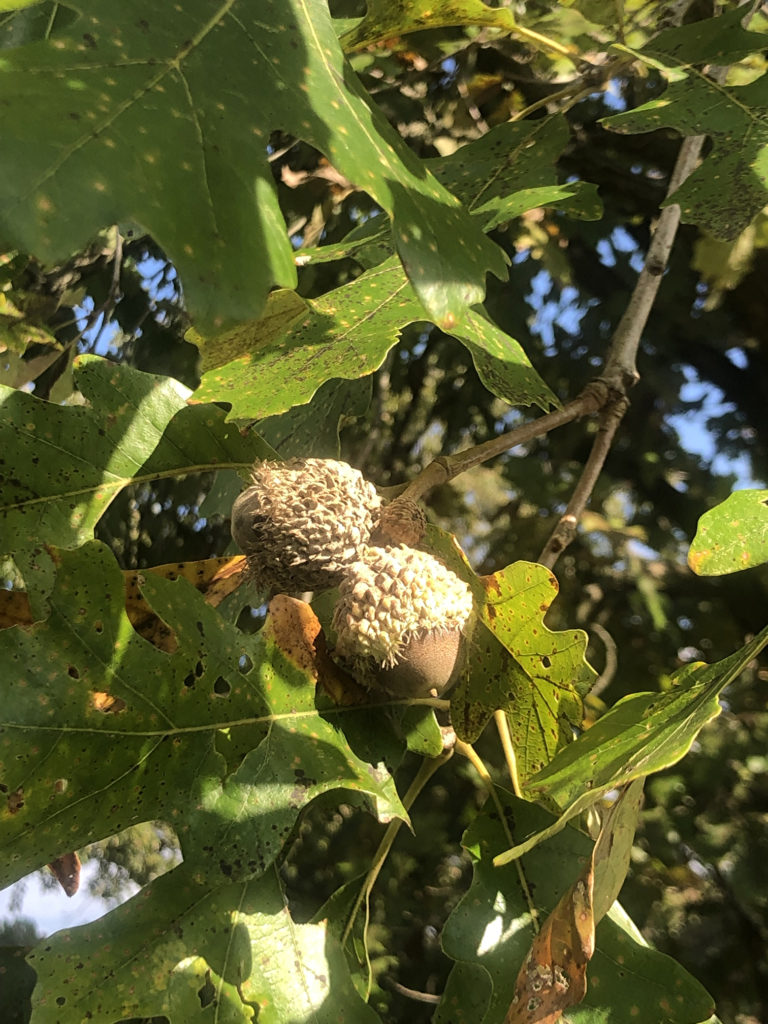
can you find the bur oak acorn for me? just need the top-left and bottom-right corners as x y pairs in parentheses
(332, 543), (473, 697)
(231, 457), (381, 593)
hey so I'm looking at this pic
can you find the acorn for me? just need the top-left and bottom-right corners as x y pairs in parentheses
(231, 458), (381, 593)
(332, 544), (473, 697)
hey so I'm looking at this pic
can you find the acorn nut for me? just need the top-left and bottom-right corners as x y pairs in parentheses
(332, 544), (473, 697)
(231, 458), (381, 593)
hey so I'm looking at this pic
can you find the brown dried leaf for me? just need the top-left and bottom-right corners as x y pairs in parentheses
(267, 594), (367, 705)
(506, 869), (594, 1024)
(47, 851), (81, 897)
(268, 594), (323, 677)
(0, 555), (247, 637)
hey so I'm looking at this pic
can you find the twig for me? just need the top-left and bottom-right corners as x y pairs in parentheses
(599, 134), (705, 393)
(537, 131), (706, 568)
(538, 395), (628, 568)
(388, 981), (441, 1005)
(402, 383), (606, 503)
(71, 225), (123, 349)
(510, 82), (594, 123)
(589, 622), (618, 698)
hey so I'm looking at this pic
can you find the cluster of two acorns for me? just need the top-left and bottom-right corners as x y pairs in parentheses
(231, 458), (474, 698)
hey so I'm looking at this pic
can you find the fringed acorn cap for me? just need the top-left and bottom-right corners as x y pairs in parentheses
(332, 544), (473, 694)
(371, 496), (427, 547)
(231, 458), (381, 593)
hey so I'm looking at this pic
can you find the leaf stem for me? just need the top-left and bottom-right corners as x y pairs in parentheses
(493, 709), (523, 797)
(456, 738), (539, 931)
(511, 23), (584, 65)
(340, 746), (453, 948)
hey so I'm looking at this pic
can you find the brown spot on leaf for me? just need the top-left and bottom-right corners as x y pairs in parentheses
(91, 691), (126, 713)
(0, 590), (34, 630)
(7, 787), (24, 814)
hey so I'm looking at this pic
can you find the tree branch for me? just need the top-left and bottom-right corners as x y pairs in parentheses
(399, 127), (705, 559)
(402, 382), (606, 503)
(537, 131), (707, 568)
(538, 395), (628, 568)
(598, 134), (705, 393)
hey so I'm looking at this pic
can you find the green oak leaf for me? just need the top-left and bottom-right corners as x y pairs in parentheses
(200, 117), (595, 424)
(424, 529), (595, 780)
(27, 863), (381, 1024)
(0, 354), (274, 611)
(605, 10), (768, 239)
(479, 567), (594, 772)
(495, 625), (768, 863)
(430, 117), (602, 228)
(296, 118), (601, 272)
(258, 376), (374, 459)
(436, 792), (714, 1024)
(688, 488), (768, 575)
(0, 0), (505, 331)
(635, 6), (768, 66)
(0, 542), (405, 890)
(192, 256), (557, 419)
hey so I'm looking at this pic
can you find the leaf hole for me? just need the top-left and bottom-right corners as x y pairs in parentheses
(238, 653), (253, 673)
(213, 676), (231, 697)
(183, 673), (195, 688)
(194, 661), (204, 678)
(541, 655), (551, 668)
(67, 665), (80, 679)
(198, 971), (216, 1008)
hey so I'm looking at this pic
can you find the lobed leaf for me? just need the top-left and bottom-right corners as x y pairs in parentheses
(688, 488), (768, 575)
(0, 0), (505, 331)
(0, 354), (274, 609)
(192, 256), (557, 419)
(295, 117), (601, 273)
(0, 544), (406, 890)
(429, 117), (602, 229)
(27, 863), (381, 1024)
(449, 557), (596, 781)
(605, 9), (768, 239)
(340, 0), (520, 54)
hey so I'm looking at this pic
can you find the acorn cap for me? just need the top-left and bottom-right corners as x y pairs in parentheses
(231, 458), (381, 593)
(332, 544), (473, 694)
(371, 496), (427, 547)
